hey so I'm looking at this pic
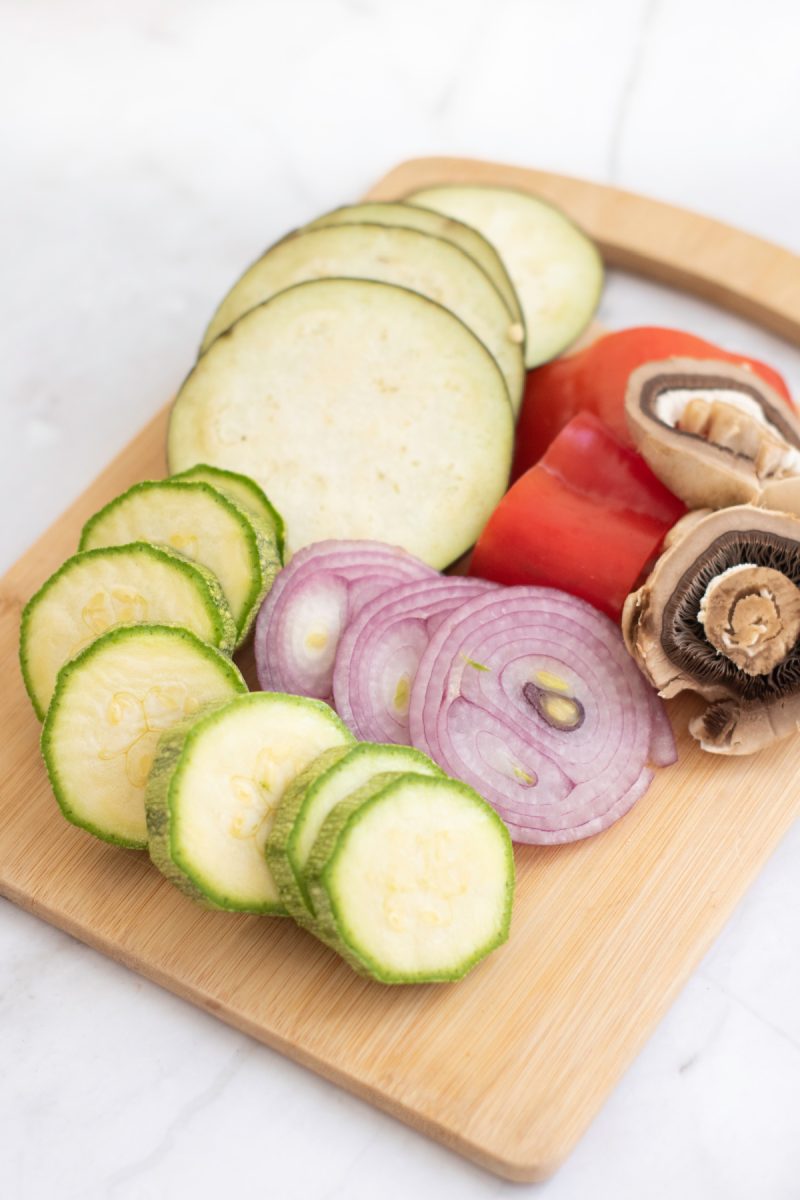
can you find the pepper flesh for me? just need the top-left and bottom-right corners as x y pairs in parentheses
(470, 412), (686, 619)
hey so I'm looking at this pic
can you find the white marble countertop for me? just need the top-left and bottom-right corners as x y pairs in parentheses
(2, 2), (800, 1197)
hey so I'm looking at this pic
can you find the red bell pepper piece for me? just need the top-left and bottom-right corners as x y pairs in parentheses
(471, 412), (686, 619)
(513, 326), (793, 479)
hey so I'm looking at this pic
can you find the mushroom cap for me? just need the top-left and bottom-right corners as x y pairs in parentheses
(622, 504), (800, 755)
(625, 357), (800, 511)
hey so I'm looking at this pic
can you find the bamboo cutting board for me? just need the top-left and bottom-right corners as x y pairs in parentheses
(3, 158), (800, 1183)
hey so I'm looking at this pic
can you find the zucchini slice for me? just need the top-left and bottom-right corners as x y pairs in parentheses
(407, 184), (603, 367)
(267, 742), (443, 926)
(20, 543), (237, 721)
(79, 480), (279, 644)
(172, 463), (285, 561)
(169, 279), (513, 569)
(305, 201), (523, 325)
(41, 625), (246, 848)
(199, 224), (523, 412)
(305, 772), (515, 983)
(146, 693), (354, 913)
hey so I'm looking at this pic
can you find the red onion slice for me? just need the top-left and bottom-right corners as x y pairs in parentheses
(408, 586), (673, 843)
(254, 540), (435, 699)
(332, 576), (496, 742)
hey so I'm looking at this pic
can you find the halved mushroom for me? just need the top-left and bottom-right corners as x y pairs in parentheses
(622, 505), (800, 755)
(625, 357), (800, 510)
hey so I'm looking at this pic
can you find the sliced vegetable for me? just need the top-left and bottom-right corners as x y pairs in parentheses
(146, 693), (353, 912)
(267, 742), (442, 926)
(470, 413), (685, 619)
(625, 357), (800, 511)
(407, 586), (675, 844)
(169, 280), (514, 567)
(20, 543), (237, 720)
(514, 326), (794, 475)
(199, 224), (523, 413)
(305, 772), (514, 982)
(623, 505), (800, 755)
(41, 625), (246, 848)
(79, 480), (279, 645)
(406, 183), (603, 367)
(305, 201), (522, 324)
(254, 539), (435, 702)
(332, 575), (497, 743)
(173, 463), (285, 560)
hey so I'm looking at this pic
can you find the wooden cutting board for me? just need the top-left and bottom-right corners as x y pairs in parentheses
(3, 158), (800, 1183)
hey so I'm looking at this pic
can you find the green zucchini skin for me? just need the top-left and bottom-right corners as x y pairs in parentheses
(270, 743), (444, 926)
(307, 773), (516, 984)
(172, 463), (286, 562)
(79, 479), (279, 646)
(304, 772), (407, 960)
(146, 693), (354, 913)
(19, 542), (237, 721)
(144, 710), (285, 913)
(41, 625), (247, 849)
(265, 745), (354, 931)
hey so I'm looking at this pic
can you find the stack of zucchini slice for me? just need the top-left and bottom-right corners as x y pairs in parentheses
(22, 470), (513, 982)
(22, 467), (283, 845)
(146, 696), (514, 983)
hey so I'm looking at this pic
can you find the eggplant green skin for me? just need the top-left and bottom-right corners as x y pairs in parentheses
(19, 542), (238, 722)
(146, 693), (353, 914)
(307, 774), (516, 985)
(78, 479), (279, 647)
(172, 463), (286, 562)
(265, 745), (354, 931)
(40, 625), (247, 850)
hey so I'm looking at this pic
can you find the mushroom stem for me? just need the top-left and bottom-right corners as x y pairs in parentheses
(697, 564), (800, 675)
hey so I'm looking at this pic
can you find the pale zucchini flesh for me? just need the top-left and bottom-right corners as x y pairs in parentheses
(407, 184), (603, 368)
(41, 625), (247, 848)
(305, 201), (523, 324)
(267, 742), (443, 926)
(199, 224), (523, 412)
(79, 480), (279, 644)
(306, 773), (515, 983)
(146, 693), (354, 913)
(169, 279), (514, 569)
(173, 463), (285, 561)
(20, 543), (237, 721)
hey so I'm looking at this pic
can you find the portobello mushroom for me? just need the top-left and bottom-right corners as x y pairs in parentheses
(625, 358), (800, 510)
(622, 505), (800, 755)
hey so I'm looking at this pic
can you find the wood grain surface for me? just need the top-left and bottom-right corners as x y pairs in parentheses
(2, 158), (799, 1183)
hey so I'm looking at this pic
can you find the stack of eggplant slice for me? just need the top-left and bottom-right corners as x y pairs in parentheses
(168, 188), (603, 568)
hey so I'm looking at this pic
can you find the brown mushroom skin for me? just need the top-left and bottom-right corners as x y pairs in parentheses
(622, 505), (800, 755)
(625, 357), (800, 511)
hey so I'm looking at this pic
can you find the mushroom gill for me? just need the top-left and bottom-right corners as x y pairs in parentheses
(622, 505), (800, 755)
(625, 358), (800, 511)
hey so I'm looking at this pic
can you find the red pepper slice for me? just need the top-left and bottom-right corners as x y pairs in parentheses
(470, 412), (686, 619)
(513, 326), (793, 479)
